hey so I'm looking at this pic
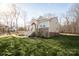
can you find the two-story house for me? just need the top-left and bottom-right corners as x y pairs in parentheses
(29, 16), (60, 37)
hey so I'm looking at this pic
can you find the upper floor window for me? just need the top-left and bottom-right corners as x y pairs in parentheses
(43, 25), (45, 28)
(40, 25), (42, 28)
(40, 25), (46, 28)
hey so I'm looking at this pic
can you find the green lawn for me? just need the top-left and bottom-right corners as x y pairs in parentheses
(0, 35), (79, 56)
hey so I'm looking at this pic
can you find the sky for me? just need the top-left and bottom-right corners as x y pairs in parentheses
(0, 3), (73, 27)
(16, 3), (73, 22)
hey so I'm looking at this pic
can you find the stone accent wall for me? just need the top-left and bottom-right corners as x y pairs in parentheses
(37, 28), (59, 37)
(49, 32), (59, 36)
(38, 28), (49, 37)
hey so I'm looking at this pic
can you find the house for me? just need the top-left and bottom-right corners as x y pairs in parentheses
(27, 16), (60, 37)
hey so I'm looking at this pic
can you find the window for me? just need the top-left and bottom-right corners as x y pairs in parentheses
(39, 25), (45, 28)
(43, 25), (45, 28)
(40, 25), (42, 28)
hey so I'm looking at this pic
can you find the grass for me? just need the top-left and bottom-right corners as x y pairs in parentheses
(0, 35), (79, 56)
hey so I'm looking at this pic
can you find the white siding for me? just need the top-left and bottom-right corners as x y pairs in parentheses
(49, 17), (59, 32)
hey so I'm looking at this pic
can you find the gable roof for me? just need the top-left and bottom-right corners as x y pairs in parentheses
(37, 17), (58, 23)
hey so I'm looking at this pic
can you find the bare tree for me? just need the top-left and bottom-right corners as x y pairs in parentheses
(67, 4), (79, 34)
(22, 11), (27, 31)
(8, 4), (20, 34)
(61, 4), (79, 34)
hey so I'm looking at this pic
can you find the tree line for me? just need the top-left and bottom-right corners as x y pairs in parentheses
(59, 4), (79, 34)
(0, 4), (27, 35)
(0, 4), (79, 35)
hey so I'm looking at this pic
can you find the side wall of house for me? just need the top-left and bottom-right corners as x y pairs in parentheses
(49, 17), (59, 36)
